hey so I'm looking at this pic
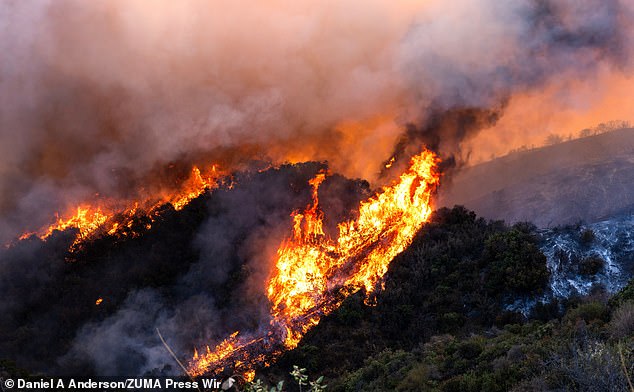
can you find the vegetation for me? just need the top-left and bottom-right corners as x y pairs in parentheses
(280, 288), (634, 392)
(244, 366), (326, 392)
(258, 207), (634, 392)
(578, 120), (632, 139)
(505, 120), (632, 157)
(2, 200), (632, 391)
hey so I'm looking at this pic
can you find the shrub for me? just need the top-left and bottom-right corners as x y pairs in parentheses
(578, 256), (604, 276)
(548, 341), (631, 391)
(395, 363), (430, 392)
(609, 301), (634, 339)
(564, 301), (609, 324)
(439, 312), (465, 332)
(339, 350), (416, 392)
(482, 229), (549, 296)
(580, 229), (595, 245)
(609, 279), (634, 308)
(457, 340), (484, 360)
(530, 299), (561, 322)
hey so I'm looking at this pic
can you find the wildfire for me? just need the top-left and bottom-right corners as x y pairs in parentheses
(188, 149), (439, 376)
(12, 148), (439, 378)
(14, 165), (224, 251)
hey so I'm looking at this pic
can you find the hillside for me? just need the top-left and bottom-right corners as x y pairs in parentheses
(257, 207), (634, 392)
(439, 128), (634, 226)
(2, 188), (633, 391)
(1, 162), (633, 391)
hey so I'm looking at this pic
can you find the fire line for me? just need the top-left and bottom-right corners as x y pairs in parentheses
(13, 165), (225, 252)
(188, 149), (440, 377)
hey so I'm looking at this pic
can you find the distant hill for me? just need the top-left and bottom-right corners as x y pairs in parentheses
(439, 128), (634, 227)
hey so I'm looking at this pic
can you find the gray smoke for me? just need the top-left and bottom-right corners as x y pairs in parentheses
(1, 0), (632, 242)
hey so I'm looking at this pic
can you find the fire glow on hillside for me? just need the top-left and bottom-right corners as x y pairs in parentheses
(188, 149), (439, 377)
(11, 147), (439, 378)
(14, 165), (225, 252)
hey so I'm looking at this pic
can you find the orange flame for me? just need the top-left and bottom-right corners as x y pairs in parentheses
(188, 149), (439, 376)
(14, 165), (224, 251)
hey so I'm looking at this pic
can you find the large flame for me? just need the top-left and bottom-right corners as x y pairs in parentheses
(188, 149), (439, 376)
(15, 165), (224, 251)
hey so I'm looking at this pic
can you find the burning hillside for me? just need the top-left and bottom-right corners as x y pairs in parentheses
(0, 150), (439, 378)
(11, 165), (226, 253)
(3, 148), (438, 378)
(1, 0), (634, 383)
(188, 150), (438, 377)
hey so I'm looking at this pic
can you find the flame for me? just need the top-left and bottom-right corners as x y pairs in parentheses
(188, 149), (439, 376)
(43, 206), (109, 241)
(95, 298), (103, 306)
(243, 369), (256, 382)
(14, 165), (224, 251)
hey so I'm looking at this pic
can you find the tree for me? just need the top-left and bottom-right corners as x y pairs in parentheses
(578, 128), (593, 138)
(544, 133), (563, 146)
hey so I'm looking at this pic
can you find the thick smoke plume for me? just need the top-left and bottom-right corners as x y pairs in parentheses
(1, 0), (633, 242)
(1, 0), (633, 376)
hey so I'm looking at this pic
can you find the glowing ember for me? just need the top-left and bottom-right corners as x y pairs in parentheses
(188, 149), (439, 377)
(95, 298), (103, 306)
(243, 369), (256, 382)
(43, 206), (109, 241)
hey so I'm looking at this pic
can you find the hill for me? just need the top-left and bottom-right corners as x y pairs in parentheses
(258, 207), (634, 392)
(439, 128), (634, 227)
(1, 164), (632, 391)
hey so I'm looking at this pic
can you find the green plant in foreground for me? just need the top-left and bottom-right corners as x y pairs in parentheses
(244, 366), (326, 392)
(291, 366), (327, 392)
(244, 378), (284, 392)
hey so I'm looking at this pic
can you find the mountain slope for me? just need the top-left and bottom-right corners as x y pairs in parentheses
(257, 207), (634, 392)
(439, 128), (634, 226)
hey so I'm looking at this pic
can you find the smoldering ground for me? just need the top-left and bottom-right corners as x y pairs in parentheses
(1, 0), (633, 377)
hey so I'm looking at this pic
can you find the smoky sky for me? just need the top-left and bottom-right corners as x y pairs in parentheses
(1, 0), (633, 243)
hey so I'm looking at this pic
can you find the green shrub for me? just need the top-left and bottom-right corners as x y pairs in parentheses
(395, 363), (431, 392)
(564, 301), (609, 324)
(482, 230), (549, 296)
(457, 341), (483, 360)
(609, 279), (634, 308)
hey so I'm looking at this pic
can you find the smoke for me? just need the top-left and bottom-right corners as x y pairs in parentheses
(393, 0), (633, 166)
(1, 0), (633, 376)
(1, 0), (633, 241)
(0, 0), (421, 242)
